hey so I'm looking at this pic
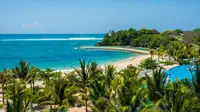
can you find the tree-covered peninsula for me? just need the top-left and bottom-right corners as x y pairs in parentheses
(97, 28), (200, 48)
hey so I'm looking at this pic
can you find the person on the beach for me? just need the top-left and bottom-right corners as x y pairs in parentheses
(131, 57), (135, 61)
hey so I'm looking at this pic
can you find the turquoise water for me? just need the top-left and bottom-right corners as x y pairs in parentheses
(0, 34), (141, 70)
(167, 65), (193, 81)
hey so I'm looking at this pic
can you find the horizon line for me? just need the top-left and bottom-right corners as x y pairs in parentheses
(0, 33), (105, 35)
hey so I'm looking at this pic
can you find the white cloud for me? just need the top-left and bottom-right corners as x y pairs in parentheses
(22, 22), (40, 28)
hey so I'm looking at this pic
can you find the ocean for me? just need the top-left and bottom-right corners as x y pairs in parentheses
(0, 34), (140, 70)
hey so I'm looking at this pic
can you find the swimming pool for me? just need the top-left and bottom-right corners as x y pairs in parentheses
(167, 65), (194, 82)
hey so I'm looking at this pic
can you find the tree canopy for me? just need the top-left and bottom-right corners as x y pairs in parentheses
(97, 28), (200, 49)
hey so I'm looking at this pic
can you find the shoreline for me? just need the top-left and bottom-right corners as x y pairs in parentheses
(58, 46), (178, 72)
(59, 46), (150, 72)
(80, 46), (149, 54)
(80, 46), (150, 69)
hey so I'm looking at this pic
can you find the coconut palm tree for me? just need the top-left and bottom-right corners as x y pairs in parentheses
(86, 65), (116, 112)
(0, 69), (12, 104)
(165, 41), (182, 63)
(158, 45), (166, 60)
(166, 41), (188, 64)
(39, 68), (56, 86)
(186, 59), (200, 97)
(156, 49), (161, 61)
(28, 67), (39, 94)
(5, 79), (33, 112)
(12, 60), (30, 82)
(186, 44), (198, 59)
(145, 67), (168, 102)
(156, 46), (166, 62)
(149, 49), (155, 59)
(104, 65), (116, 89)
(109, 67), (146, 112)
(73, 59), (102, 112)
(88, 79), (110, 112)
(38, 72), (77, 111)
(155, 79), (200, 111)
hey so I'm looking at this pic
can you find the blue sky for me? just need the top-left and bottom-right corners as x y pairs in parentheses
(0, 0), (200, 34)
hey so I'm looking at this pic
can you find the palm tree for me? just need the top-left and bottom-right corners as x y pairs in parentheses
(156, 46), (165, 62)
(186, 44), (198, 59)
(12, 60), (30, 82)
(149, 49), (155, 59)
(86, 65), (116, 112)
(28, 67), (39, 94)
(192, 64), (200, 97)
(5, 79), (33, 112)
(73, 59), (102, 112)
(89, 80), (110, 112)
(0, 69), (10, 104)
(156, 79), (200, 111)
(165, 41), (182, 63)
(104, 65), (116, 89)
(187, 59), (200, 97)
(39, 68), (56, 86)
(145, 67), (168, 102)
(38, 72), (77, 111)
(109, 67), (146, 112)
(167, 41), (187, 64)
(158, 45), (165, 60)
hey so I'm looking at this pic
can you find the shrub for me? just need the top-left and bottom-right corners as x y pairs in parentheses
(139, 58), (158, 69)
(160, 61), (175, 65)
(179, 59), (190, 65)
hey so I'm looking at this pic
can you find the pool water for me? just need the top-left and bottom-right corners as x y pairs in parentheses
(167, 65), (194, 82)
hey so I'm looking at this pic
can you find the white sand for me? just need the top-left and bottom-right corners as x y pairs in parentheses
(58, 46), (150, 72)
(59, 46), (178, 72)
(112, 55), (151, 70)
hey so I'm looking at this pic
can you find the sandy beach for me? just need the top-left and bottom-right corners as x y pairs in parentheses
(112, 54), (150, 69)
(80, 46), (149, 54)
(60, 46), (178, 72)
(58, 46), (149, 73)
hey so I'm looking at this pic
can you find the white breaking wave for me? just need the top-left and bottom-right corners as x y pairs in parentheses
(0, 38), (103, 41)
(68, 38), (102, 40)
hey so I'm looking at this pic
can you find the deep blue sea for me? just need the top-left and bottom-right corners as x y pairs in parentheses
(0, 34), (140, 70)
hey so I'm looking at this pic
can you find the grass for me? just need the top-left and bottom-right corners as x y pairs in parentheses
(0, 104), (3, 109)
(160, 61), (175, 65)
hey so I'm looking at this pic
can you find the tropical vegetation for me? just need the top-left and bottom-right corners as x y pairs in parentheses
(97, 28), (200, 48)
(0, 59), (199, 112)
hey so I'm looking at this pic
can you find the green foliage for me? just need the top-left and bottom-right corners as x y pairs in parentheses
(5, 80), (33, 112)
(98, 28), (163, 47)
(160, 61), (175, 65)
(98, 28), (200, 51)
(0, 104), (3, 109)
(109, 67), (146, 112)
(162, 41), (199, 64)
(179, 59), (190, 65)
(145, 67), (168, 102)
(139, 58), (158, 69)
(131, 34), (170, 48)
(173, 29), (184, 35)
(193, 28), (200, 33)
(1, 59), (200, 111)
(12, 60), (30, 81)
(188, 59), (200, 97)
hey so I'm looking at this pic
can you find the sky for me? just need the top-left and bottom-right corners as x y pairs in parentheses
(0, 0), (200, 34)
